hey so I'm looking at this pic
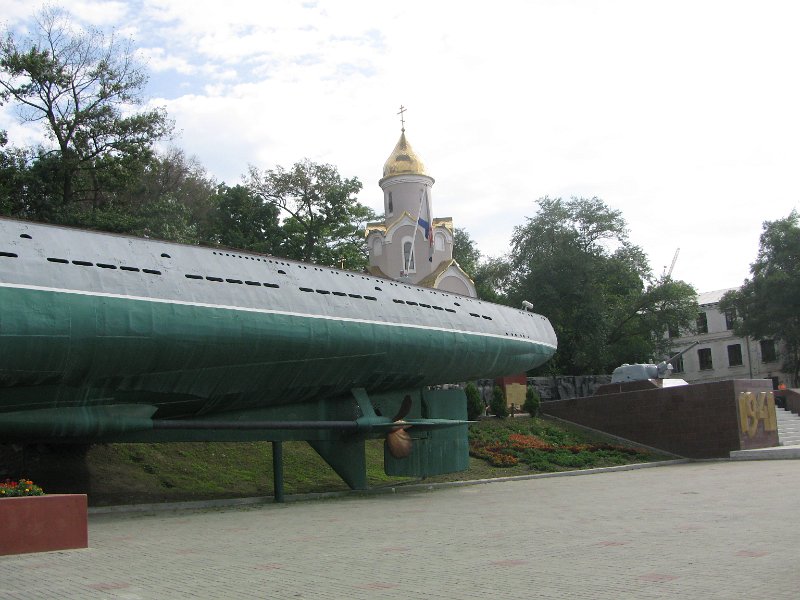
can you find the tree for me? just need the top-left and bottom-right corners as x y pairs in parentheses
(0, 6), (172, 210)
(247, 159), (376, 269)
(508, 196), (697, 375)
(204, 184), (282, 254)
(523, 387), (541, 417)
(451, 228), (513, 302)
(719, 211), (800, 386)
(452, 227), (481, 277)
(464, 382), (485, 421)
(473, 256), (513, 304)
(490, 385), (508, 418)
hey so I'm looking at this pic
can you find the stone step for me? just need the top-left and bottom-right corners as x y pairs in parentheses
(731, 446), (800, 460)
(773, 409), (800, 449)
(776, 409), (800, 419)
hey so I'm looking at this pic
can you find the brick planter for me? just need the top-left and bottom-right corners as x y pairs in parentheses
(0, 494), (88, 555)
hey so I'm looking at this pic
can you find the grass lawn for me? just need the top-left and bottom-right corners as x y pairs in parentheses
(11, 416), (674, 506)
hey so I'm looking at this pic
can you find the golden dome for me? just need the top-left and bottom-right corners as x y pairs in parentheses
(382, 131), (427, 179)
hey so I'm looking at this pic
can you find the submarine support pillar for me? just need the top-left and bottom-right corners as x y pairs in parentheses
(272, 441), (285, 503)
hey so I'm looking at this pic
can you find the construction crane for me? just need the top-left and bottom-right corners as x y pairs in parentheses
(665, 248), (680, 279)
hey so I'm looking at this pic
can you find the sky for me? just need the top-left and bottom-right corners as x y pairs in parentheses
(1, 0), (798, 294)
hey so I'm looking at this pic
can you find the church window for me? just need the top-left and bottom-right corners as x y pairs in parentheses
(435, 232), (445, 251)
(387, 192), (393, 216)
(403, 239), (416, 273)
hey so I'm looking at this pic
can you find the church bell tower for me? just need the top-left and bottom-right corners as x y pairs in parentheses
(365, 107), (477, 298)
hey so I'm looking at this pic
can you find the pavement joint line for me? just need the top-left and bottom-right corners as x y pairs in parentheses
(89, 458), (691, 515)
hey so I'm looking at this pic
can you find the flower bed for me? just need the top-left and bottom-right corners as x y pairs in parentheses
(0, 478), (45, 497)
(469, 421), (655, 472)
(0, 480), (87, 555)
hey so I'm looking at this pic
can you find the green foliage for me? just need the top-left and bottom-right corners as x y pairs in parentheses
(719, 211), (800, 386)
(452, 227), (481, 278)
(473, 256), (512, 304)
(506, 196), (697, 374)
(247, 159), (376, 269)
(119, 148), (216, 231)
(464, 382), (485, 421)
(0, 478), (44, 497)
(0, 140), (37, 216)
(0, 6), (172, 208)
(204, 184), (282, 254)
(450, 228), (514, 303)
(490, 385), (508, 418)
(51, 196), (198, 243)
(523, 387), (541, 416)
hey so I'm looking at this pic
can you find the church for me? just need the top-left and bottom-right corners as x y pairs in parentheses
(365, 123), (477, 298)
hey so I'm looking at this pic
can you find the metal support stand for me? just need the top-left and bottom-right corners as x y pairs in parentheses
(272, 441), (285, 503)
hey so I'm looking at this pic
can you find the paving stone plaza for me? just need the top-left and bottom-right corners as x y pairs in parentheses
(2, 460), (799, 599)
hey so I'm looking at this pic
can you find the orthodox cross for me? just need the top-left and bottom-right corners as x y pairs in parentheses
(397, 105), (407, 131)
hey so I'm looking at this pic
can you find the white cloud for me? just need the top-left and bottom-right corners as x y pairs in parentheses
(64, 1), (129, 26)
(136, 47), (197, 74)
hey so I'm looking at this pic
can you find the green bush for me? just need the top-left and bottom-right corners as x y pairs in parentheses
(523, 387), (541, 417)
(465, 382), (484, 421)
(0, 478), (44, 497)
(490, 385), (508, 418)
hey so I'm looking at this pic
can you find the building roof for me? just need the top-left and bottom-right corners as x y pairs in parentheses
(382, 131), (427, 179)
(697, 288), (738, 306)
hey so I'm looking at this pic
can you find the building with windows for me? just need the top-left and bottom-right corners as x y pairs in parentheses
(668, 288), (787, 387)
(365, 127), (477, 297)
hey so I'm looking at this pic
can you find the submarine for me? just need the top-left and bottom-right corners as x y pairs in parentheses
(0, 216), (557, 488)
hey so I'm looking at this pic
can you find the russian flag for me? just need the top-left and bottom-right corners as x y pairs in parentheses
(418, 217), (434, 261)
(417, 217), (432, 240)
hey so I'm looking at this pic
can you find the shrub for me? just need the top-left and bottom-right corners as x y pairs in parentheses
(523, 387), (541, 417)
(465, 382), (484, 421)
(0, 479), (44, 497)
(490, 385), (508, 418)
